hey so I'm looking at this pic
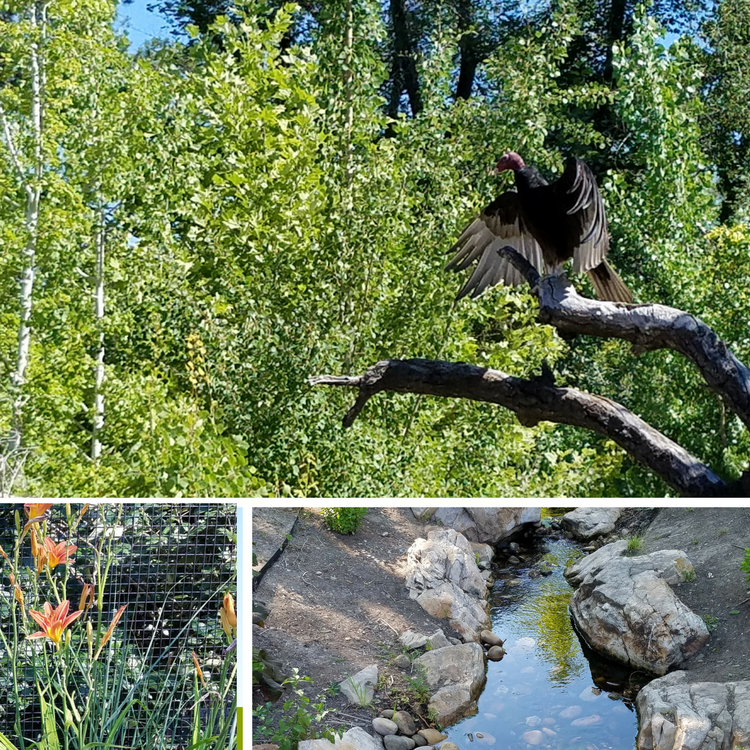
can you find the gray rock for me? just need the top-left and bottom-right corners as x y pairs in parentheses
(415, 643), (486, 726)
(410, 508), (541, 544)
(561, 507), (623, 541)
(507, 555), (520, 564)
(405, 530), (491, 641)
(372, 717), (398, 736)
(411, 735), (427, 747)
(392, 711), (417, 735)
(400, 629), (450, 651)
(339, 665), (378, 706)
(393, 654), (411, 670)
(436, 744), (460, 750)
(383, 736), (415, 750)
(565, 543), (707, 675)
(487, 645), (505, 661)
(480, 630), (503, 647)
(469, 542), (494, 569)
(425, 630), (451, 650)
(417, 729), (447, 744)
(636, 671), (750, 750)
(380, 709), (394, 718)
(299, 726), (385, 750)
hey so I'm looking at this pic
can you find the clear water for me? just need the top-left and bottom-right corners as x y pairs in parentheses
(443, 537), (640, 750)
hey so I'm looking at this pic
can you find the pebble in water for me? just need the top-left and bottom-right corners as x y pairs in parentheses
(521, 730), (544, 745)
(542, 727), (557, 736)
(559, 705), (583, 719)
(580, 687), (600, 702)
(525, 716), (542, 727)
(571, 714), (601, 726)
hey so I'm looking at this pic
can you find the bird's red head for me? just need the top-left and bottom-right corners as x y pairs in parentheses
(494, 152), (525, 173)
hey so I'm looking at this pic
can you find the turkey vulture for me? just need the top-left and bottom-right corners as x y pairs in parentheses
(446, 152), (632, 303)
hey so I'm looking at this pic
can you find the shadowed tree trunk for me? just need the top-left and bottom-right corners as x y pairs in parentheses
(310, 247), (750, 497)
(388, 0), (422, 118)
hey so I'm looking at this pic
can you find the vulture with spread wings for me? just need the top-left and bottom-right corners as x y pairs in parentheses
(446, 152), (632, 303)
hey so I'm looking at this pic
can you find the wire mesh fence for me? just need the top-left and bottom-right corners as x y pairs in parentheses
(0, 502), (237, 749)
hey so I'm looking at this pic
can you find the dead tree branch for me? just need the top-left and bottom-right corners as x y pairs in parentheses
(309, 359), (725, 497)
(498, 246), (750, 432)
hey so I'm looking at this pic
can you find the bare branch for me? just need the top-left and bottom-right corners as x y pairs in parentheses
(310, 358), (726, 497)
(498, 245), (750, 432)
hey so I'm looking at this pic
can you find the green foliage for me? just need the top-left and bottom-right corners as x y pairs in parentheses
(626, 535), (644, 553)
(742, 548), (750, 585)
(703, 613), (720, 631)
(1, 0), (749, 498)
(321, 508), (368, 535)
(252, 670), (338, 750)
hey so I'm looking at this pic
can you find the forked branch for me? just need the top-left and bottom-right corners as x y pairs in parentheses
(309, 247), (750, 496)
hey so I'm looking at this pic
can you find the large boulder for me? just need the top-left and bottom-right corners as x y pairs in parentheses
(636, 671), (750, 750)
(414, 643), (486, 726)
(561, 507), (622, 540)
(411, 508), (541, 544)
(565, 542), (707, 675)
(405, 529), (490, 640)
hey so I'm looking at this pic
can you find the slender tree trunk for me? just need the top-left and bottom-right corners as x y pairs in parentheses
(389, 0), (422, 117)
(455, 0), (480, 100)
(91, 207), (106, 460)
(7, 1), (45, 453)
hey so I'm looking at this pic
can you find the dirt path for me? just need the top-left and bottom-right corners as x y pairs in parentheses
(252, 506), (750, 741)
(640, 506), (750, 682)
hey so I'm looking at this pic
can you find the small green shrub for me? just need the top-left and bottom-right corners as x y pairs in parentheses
(321, 508), (368, 535)
(742, 548), (750, 585)
(703, 614), (720, 632)
(252, 670), (338, 750)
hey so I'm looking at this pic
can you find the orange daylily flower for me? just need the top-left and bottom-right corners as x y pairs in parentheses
(24, 502), (54, 521)
(27, 601), (83, 646)
(43, 537), (77, 569)
(93, 604), (127, 661)
(219, 593), (237, 639)
(0, 545), (10, 565)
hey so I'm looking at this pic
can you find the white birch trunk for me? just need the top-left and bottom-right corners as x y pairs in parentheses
(8, 1), (44, 453)
(91, 209), (106, 460)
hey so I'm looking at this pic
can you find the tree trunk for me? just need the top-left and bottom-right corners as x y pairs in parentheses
(389, 0), (422, 117)
(6, 1), (45, 453)
(91, 207), (106, 461)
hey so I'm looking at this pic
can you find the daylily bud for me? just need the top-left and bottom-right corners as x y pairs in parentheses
(219, 593), (237, 639)
(87, 621), (93, 660)
(0, 545), (10, 565)
(192, 650), (208, 689)
(66, 629), (71, 648)
(30, 531), (38, 558)
(14, 584), (24, 607)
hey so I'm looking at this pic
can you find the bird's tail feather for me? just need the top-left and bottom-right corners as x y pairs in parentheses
(587, 261), (633, 303)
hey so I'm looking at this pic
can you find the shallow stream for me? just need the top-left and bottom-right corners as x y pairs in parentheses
(443, 535), (642, 750)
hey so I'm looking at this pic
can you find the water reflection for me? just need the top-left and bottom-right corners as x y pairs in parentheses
(443, 538), (638, 750)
